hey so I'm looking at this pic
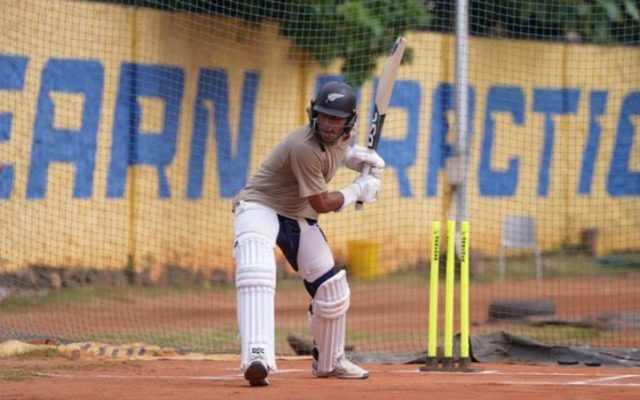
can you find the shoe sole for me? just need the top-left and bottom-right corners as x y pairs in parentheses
(314, 371), (370, 379)
(315, 374), (369, 379)
(244, 361), (269, 386)
(329, 373), (369, 379)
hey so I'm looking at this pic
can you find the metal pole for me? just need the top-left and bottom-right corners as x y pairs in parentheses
(455, 0), (470, 225)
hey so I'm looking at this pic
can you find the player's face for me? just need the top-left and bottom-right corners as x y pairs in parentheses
(316, 113), (349, 144)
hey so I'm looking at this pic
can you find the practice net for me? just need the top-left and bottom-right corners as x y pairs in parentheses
(0, 0), (639, 357)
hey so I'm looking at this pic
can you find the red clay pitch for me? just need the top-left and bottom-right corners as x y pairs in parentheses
(1, 358), (638, 400)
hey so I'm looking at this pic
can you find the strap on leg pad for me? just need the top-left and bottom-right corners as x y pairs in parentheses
(311, 270), (350, 373)
(235, 233), (277, 370)
(235, 233), (276, 289)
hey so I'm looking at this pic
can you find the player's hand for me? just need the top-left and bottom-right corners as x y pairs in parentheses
(338, 174), (381, 211)
(344, 145), (385, 178)
(352, 174), (381, 204)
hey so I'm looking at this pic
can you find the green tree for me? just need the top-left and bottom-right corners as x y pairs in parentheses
(92, 0), (433, 86)
(92, 0), (639, 83)
(431, 0), (640, 44)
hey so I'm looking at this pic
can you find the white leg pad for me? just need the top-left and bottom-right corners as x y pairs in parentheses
(310, 270), (350, 373)
(235, 233), (277, 371)
(296, 221), (335, 283)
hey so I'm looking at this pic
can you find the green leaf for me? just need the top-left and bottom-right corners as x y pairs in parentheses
(594, 19), (614, 42)
(338, 1), (384, 38)
(576, 3), (592, 17)
(596, 0), (622, 22)
(624, 0), (640, 21)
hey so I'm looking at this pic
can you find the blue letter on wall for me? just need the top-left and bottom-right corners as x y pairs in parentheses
(578, 91), (607, 194)
(376, 80), (420, 197)
(27, 59), (103, 199)
(107, 63), (184, 198)
(479, 86), (524, 196)
(187, 69), (259, 199)
(0, 55), (28, 199)
(532, 88), (580, 197)
(607, 91), (640, 196)
(426, 83), (475, 197)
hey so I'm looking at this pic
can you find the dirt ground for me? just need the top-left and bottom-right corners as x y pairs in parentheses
(2, 274), (640, 352)
(1, 274), (640, 399)
(1, 357), (639, 400)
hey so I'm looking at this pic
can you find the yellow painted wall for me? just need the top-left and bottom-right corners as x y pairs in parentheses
(0, 0), (638, 274)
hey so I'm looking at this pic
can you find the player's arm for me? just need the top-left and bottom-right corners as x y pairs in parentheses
(307, 174), (381, 214)
(307, 191), (344, 214)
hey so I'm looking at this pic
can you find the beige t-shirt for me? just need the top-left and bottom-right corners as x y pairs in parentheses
(233, 125), (351, 220)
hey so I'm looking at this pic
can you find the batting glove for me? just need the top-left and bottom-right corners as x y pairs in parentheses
(344, 145), (385, 178)
(338, 174), (381, 211)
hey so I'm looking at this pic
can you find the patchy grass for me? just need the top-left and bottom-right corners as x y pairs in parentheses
(0, 287), (134, 312)
(1, 251), (638, 355)
(70, 327), (240, 353)
(0, 284), (236, 313)
(63, 327), (403, 356)
(467, 251), (640, 281)
(525, 325), (603, 343)
(0, 369), (36, 381)
(3, 251), (636, 313)
(12, 347), (61, 360)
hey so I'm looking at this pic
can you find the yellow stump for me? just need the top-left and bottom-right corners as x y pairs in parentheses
(422, 220), (476, 373)
(347, 240), (380, 279)
(443, 220), (456, 365)
(460, 221), (470, 363)
(426, 222), (440, 366)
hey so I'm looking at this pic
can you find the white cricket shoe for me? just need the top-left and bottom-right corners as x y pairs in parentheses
(244, 360), (269, 386)
(312, 356), (369, 379)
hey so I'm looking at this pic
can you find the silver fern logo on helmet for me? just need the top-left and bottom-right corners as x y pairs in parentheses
(326, 93), (345, 102)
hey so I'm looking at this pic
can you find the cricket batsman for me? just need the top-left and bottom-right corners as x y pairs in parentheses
(232, 81), (385, 386)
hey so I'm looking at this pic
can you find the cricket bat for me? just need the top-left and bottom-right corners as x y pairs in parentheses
(356, 36), (407, 210)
